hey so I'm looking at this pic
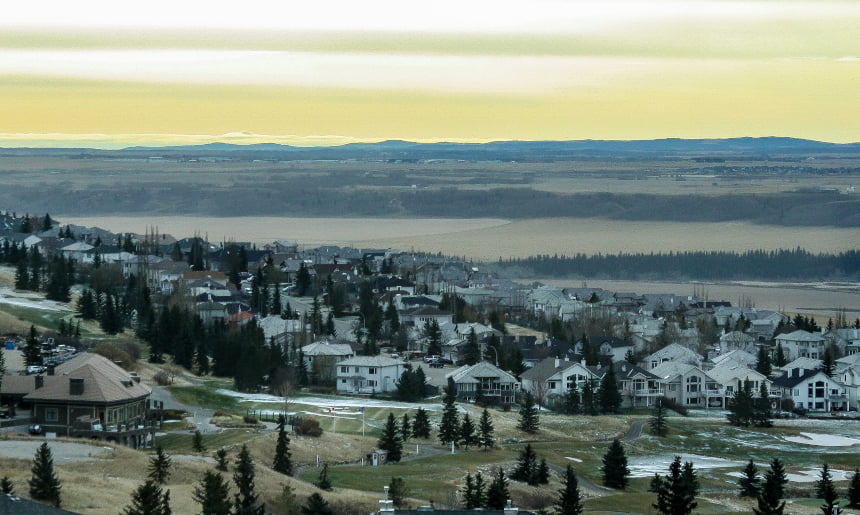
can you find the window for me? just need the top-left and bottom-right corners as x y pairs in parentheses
(633, 379), (645, 391)
(808, 381), (825, 399)
(45, 408), (58, 422)
(341, 379), (347, 384)
(367, 380), (377, 387)
(686, 376), (701, 394)
(548, 381), (559, 390)
(369, 367), (377, 374)
(340, 366), (348, 373)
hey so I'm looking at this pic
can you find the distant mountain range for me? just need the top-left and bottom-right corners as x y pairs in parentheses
(3, 137), (859, 161)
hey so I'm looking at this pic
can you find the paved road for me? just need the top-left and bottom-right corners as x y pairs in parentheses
(149, 385), (219, 434)
(622, 420), (646, 440)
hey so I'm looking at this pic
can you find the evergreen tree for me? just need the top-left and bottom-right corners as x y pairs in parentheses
(536, 458), (550, 485)
(485, 467), (510, 510)
(739, 459), (761, 497)
(510, 444), (539, 485)
(296, 263), (311, 297)
(599, 362), (622, 414)
(459, 413), (478, 450)
(753, 382), (773, 428)
(193, 430), (206, 452)
(821, 347), (835, 377)
(650, 456), (699, 515)
(315, 464), (332, 491)
(753, 466), (787, 515)
(727, 380), (755, 426)
(425, 319), (442, 356)
(215, 449), (229, 472)
(193, 471), (232, 515)
(438, 385), (460, 445)
(478, 408), (495, 449)
(463, 328), (481, 365)
(412, 407), (431, 439)
(847, 468), (860, 509)
(555, 465), (584, 515)
(601, 439), (630, 490)
(388, 477), (408, 508)
(233, 444), (265, 515)
(273, 415), (293, 475)
(123, 480), (169, 515)
(462, 473), (480, 509)
(563, 382), (581, 415)
(302, 493), (334, 515)
(24, 325), (42, 367)
(15, 258), (29, 290)
(816, 464), (839, 515)
(148, 446), (172, 484)
(649, 398), (669, 437)
(29, 442), (62, 507)
(773, 344), (787, 367)
(400, 413), (411, 444)
(0, 476), (13, 495)
(378, 413), (403, 462)
(518, 391), (539, 433)
(581, 379), (598, 416)
(756, 346), (772, 377)
(766, 458), (789, 501)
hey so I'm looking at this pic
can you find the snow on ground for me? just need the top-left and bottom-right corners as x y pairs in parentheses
(565, 456), (582, 462)
(627, 453), (746, 478)
(786, 468), (856, 483)
(783, 432), (860, 447)
(217, 390), (441, 411)
(0, 286), (71, 312)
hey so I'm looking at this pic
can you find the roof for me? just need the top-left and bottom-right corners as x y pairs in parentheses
(0, 494), (80, 514)
(706, 362), (766, 385)
(25, 353), (151, 404)
(302, 342), (355, 357)
(447, 362), (519, 384)
(644, 343), (703, 365)
(336, 356), (404, 368)
(588, 335), (633, 348)
(775, 330), (826, 343)
(710, 349), (758, 367)
(772, 368), (831, 388)
(720, 331), (756, 343)
(0, 374), (41, 396)
(650, 361), (712, 382)
(402, 306), (451, 317)
(521, 357), (599, 383)
(614, 362), (659, 381)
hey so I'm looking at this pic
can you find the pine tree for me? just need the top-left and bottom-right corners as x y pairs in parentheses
(754, 382), (773, 428)
(148, 447), (172, 485)
(599, 361), (622, 414)
(601, 439), (630, 490)
(510, 444), (539, 485)
(459, 413), (478, 450)
(755, 345), (772, 377)
(302, 492), (334, 515)
(847, 468), (860, 509)
(378, 412), (403, 462)
(233, 444), (264, 515)
(728, 380), (755, 426)
(518, 391), (539, 433)
(412, 407), (431, 439)
(753, 466), (787, 515)
(14, 258), (28, 290)
(773, 344), (787, 367)
(478, 408), (495, 449)
(649, 398), (669, 437)
(273, 414), (293, 475)
(581, 379), (598, 416)
(123, 480), (169, 515)
(462, 473), (479, 509)
(400, 413), (411, 443)
(193, 430), (206, 452)
(536, 458), (550, 485)
(315, 464), (332, 491)
(767, 458), (789, 501)
(438, 385), (460, 445)
(463, 328), (481, 365)
(650, 456), (698, 515)
(193, 471), (232, 515)
(1, 476), (14, 495)
(555, 465), (584, 515)
(739, 459), (761, 497)
(564, 381), (581, 415)
(24, 325), (42, 367)
(29, 442), (61, 507)
(485, 467), (509, 510)
(388, 477), (408, 508)
(215, 449), (229, 472)
(816, 464), (840, 515)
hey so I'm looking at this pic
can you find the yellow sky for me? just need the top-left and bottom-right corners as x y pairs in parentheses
(1, 0), (858, 147)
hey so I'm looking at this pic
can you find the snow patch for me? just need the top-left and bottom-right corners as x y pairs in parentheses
(0, 287), (71, 312)
(216, 390), (440, 411)
(565, 456), (582, 462)
(627, 454), (745, 478)
(783, 432), (860, 447)
(786, 468), (856, 483)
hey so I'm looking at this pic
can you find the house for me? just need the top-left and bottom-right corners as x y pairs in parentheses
(22, 353), (156, 448)
(336, 356), (405, 394)
(775, 330), (827, 361)
(614, 362), (663, 408)
(526, 286), (568, 319)
(399, 306), (453, 327)
(835, 354), (860, 410)
(719, 331), (757, 355)
(302, 341), (355, 383)
(827, 328), (860, 356)
(0, 493), (80, 514)
(642, 343), (704, 371)
(578, 335), (634, 363)
(709, 349), (758, 370)
(771, 367), (848, 412)
(520, 357), (601, 405)
(706, 362), (770, 407)
(446, 362), (520, 404)
(650, 361), (723, 408)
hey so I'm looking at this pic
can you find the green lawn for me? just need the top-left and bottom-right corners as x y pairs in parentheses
(167, 384), (240, 413)
(154, 428), (259, 453)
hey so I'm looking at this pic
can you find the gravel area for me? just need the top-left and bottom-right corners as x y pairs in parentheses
(0, 439), (115, 463)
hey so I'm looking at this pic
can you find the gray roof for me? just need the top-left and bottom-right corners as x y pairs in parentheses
(521, 358), (600, 383)
(336, 356), (404, 367)
(25, 353), (150, 404)
(447, 362), (519, 384)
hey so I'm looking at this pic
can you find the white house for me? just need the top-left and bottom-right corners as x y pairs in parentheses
(775, 330), (827, 361)
(706, 362), (771, 405)
(614, 362), (663, 408)
(771, 367), (848, 412)
(446, 362), (520, 404)
(399, 307), (453, 327)
(650, 361), (722, 408)
(642, 343), (704, 371)
(521, 357), (601, 404)
(336, 356), (405, 394)
(835, 353), (860, 411)
(303, 341), (355, 383)
(719, 331), (757, 355)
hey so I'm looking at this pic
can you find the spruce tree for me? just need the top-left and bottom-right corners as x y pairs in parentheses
(728, 380), (755, 426)
(601, 439), (630, 490)
(438, 385), (460, 445)
(193, 430), (206, 452)
(485, 467), (509, 510)
(599, 361), (622, 414)
(511, 444), (538, 484)
(463, 328), (481, 365)
(401, 413), (411, 444)
(215, 449), (229, 472)
(739, 459), (761, 497)
(649, 398), (669, 437)
(123, 480), (169, 515)
(536, 458), (550, 485)
(193, 471), (232, 515)
(773, 344), (787, 367)
(767, 458), (789, 501)
(564, 382), (581, 415)
(233, 444), (264, 515)
(273, 414), (293, 475)
(754, 382), (773, 428)
(315, 464), (332, 491)
(755, 346), (772, 377)
(1, 476), (14, 495)
(650, 456), (698, 515)
(518, 391), (539, 433)
(148, 447), (172, 485)
(581, 379), (598, 416)
(462, 473), (479, 509)
(753, 467), (787, 515)
(847, 468), (860, 509)
(378, 412), (403, 462)
(29, 442), (61, 507)
(412, 408), (431, 439)
(478, 408), (495, 449)
(388, 477), (408, 508)
(816, 464), (839, 515)
(24, 325), (42, 367)
(459, 413), (478, 450)
(302, 492), (334, 515)
(555, 465), (584, 515)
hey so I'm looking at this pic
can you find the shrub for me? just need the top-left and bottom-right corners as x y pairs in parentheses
(153, 371), (171, 386)
(295, 417), (323, 437)
(90, 343), (133, 369)
(243, 415), (258, 424)
(658, 396), (688, 416)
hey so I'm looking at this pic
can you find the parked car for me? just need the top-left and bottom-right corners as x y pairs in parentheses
(424, 355), (441, 363)
(26, 365), (46, 375)
(28, 424), (43, 435)
(429, 361), (445, 368)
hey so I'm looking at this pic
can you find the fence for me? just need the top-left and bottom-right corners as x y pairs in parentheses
(245, 409), (298, 426)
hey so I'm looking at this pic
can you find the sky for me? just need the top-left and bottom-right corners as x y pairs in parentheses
(1, 0), (858, 148)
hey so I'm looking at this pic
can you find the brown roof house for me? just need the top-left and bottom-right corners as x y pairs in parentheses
(23, 353), (157, 448)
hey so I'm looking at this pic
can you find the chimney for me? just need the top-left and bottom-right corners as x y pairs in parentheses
(130, 372), (141, 384)
(554, 358), (560, 368)
(504, 499), (518, 515)
(379, 486), (395, 515)
(35, 375), (44, 389)
(69, 378), (84, 395)
(581, 359), (587, 367)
